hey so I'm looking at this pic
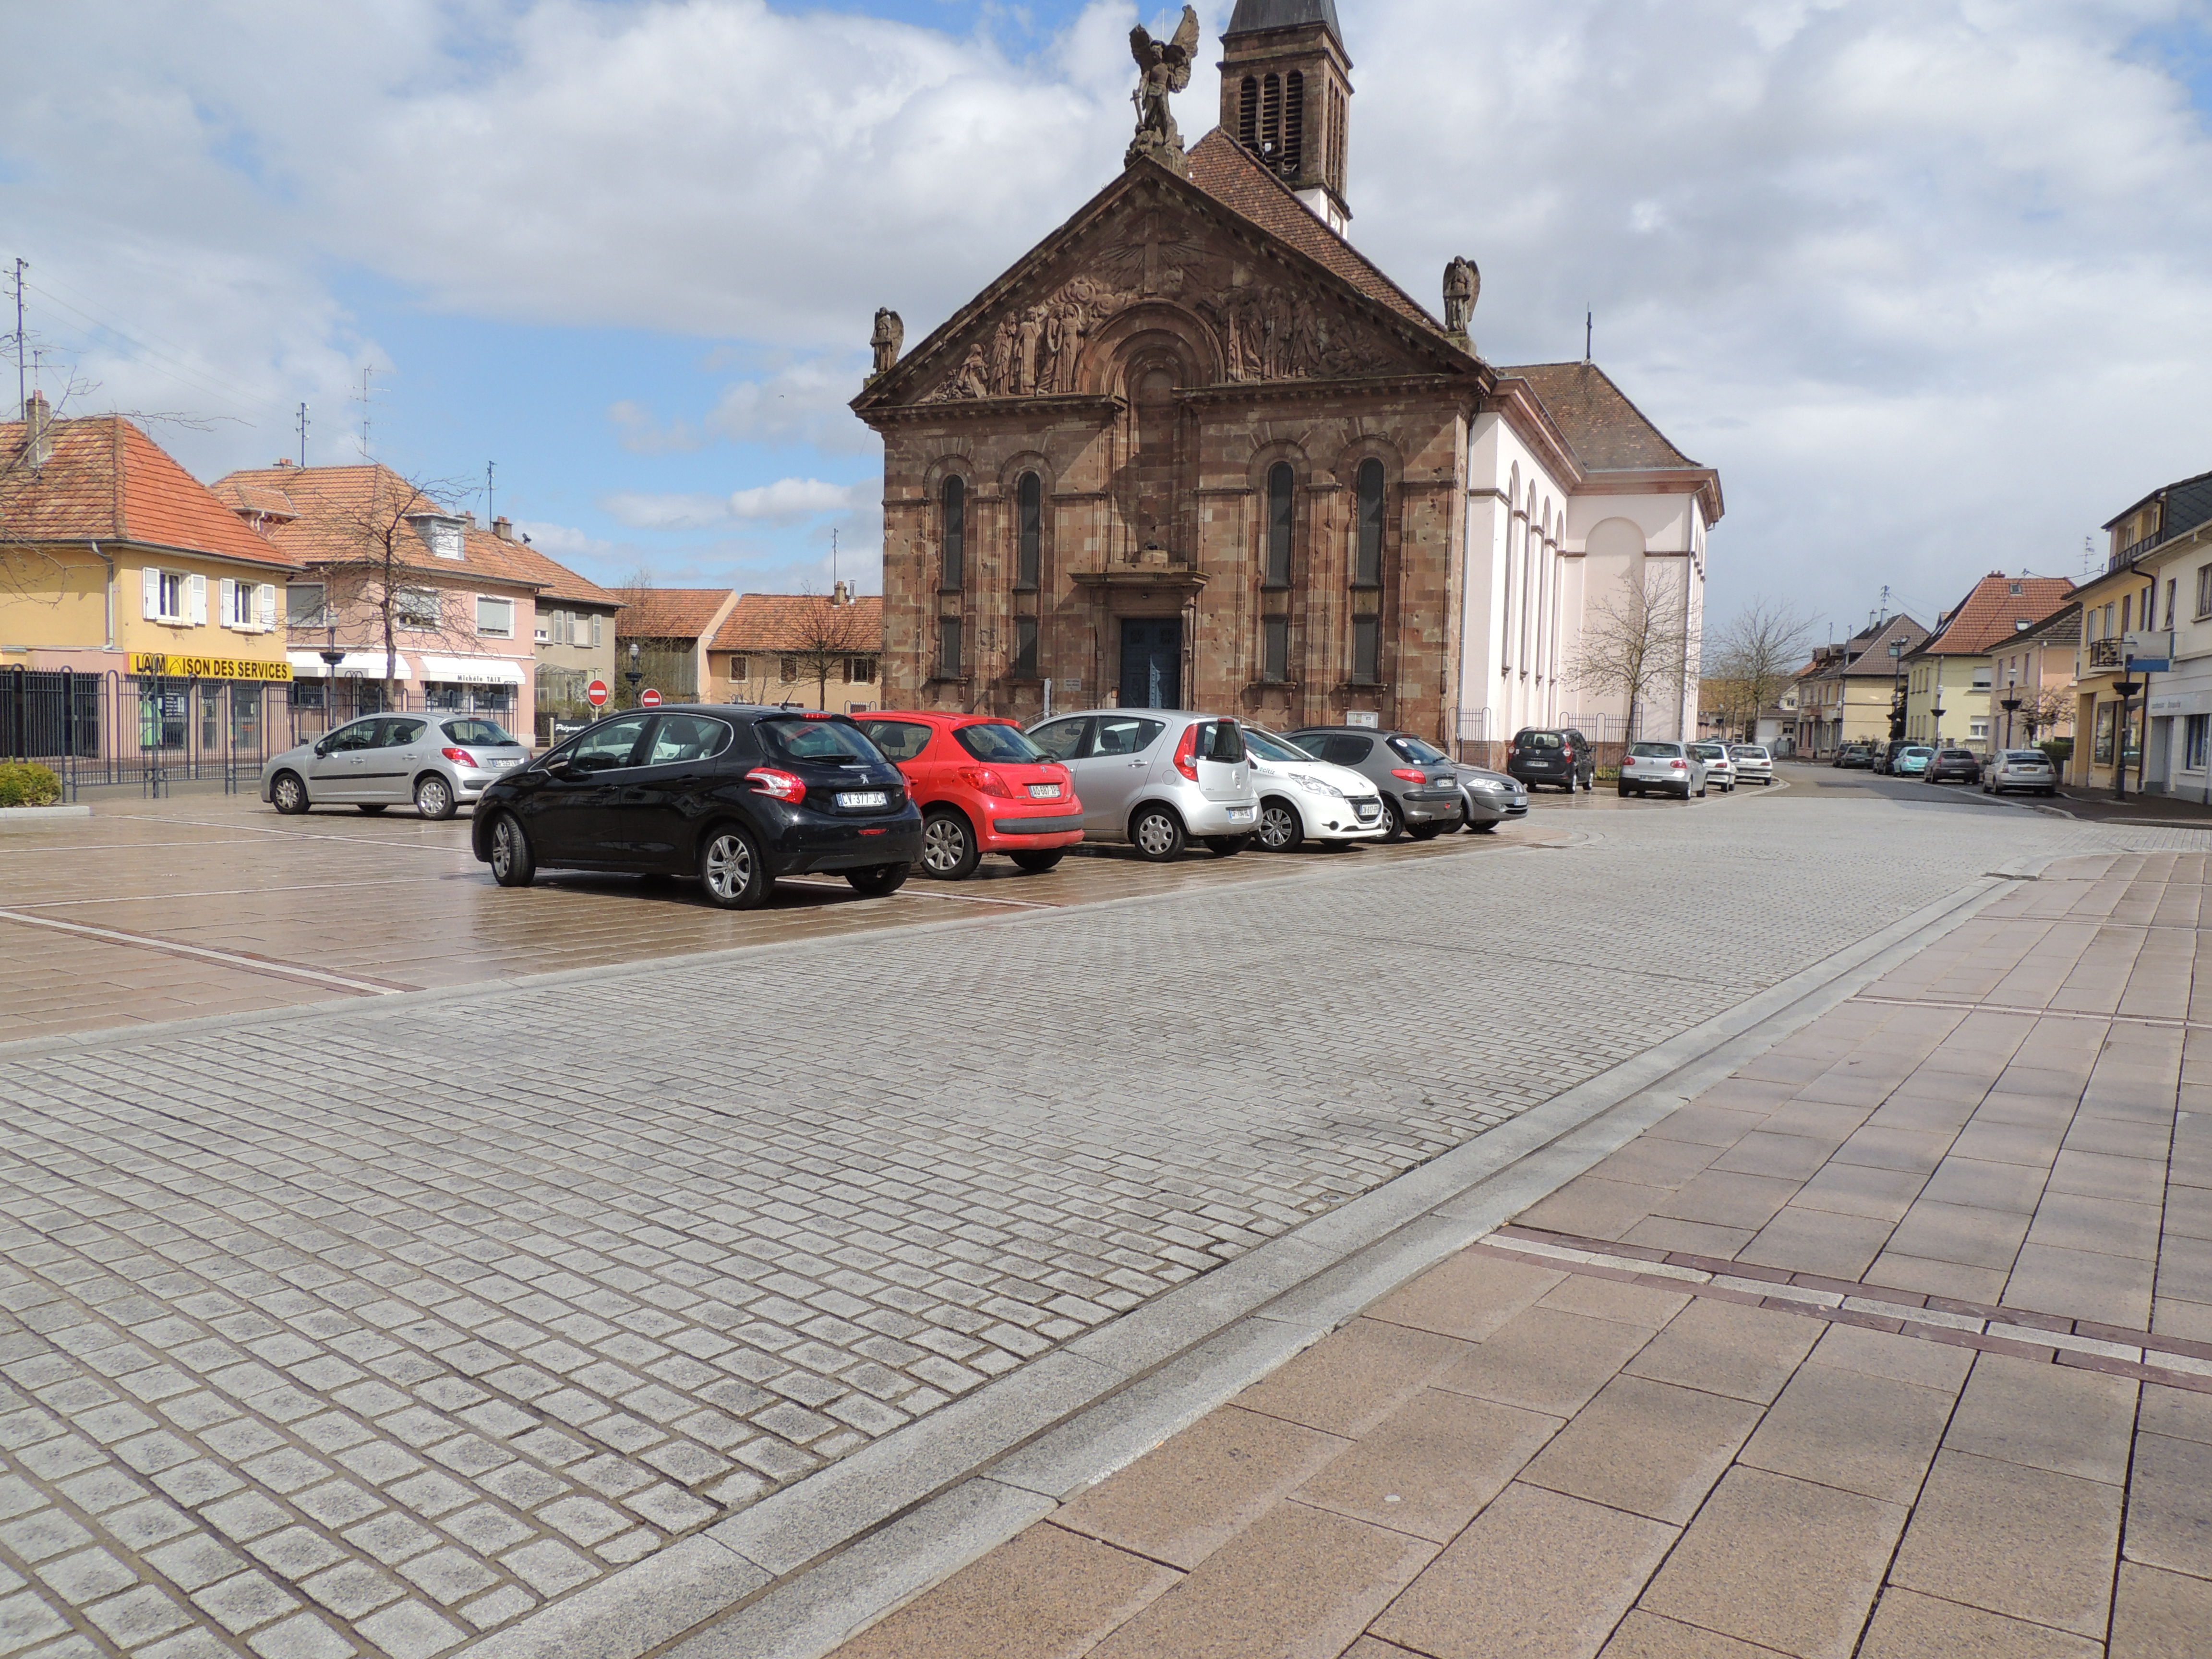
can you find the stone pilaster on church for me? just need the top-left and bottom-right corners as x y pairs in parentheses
(852, 5), (1720, 760)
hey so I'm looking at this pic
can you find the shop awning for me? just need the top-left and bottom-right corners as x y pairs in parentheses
(288, 650), (412, 678)
(418, 655), (527, 686)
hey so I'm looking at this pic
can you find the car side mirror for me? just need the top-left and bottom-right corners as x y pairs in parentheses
(313, 741), (330, 757)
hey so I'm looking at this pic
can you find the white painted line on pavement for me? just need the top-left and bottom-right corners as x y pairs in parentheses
(0, 907), (407, 996)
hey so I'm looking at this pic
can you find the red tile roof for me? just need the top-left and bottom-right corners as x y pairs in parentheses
(213, 464), (550, 589)
(494, 536), (620, 609)
(614, 588), (739, 641)
(711, 593), (884, 653)
(2, 416), (293, 568)
(1919, 573), (2077, 657)
(1494, 362), (1700, 472)
(1186, 130), (1439, 330)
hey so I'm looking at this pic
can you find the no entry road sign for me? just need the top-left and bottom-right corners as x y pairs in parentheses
(586, 679), (609, 708)
(640, 687), (662, 708)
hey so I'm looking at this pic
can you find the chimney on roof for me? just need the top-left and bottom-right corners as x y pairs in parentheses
(493, 516), (515, 541)
(272, 457), (295, 468)
(463, 510), (478, 528)
(832, 579), (851, 606)
(22, 391), (52, 468)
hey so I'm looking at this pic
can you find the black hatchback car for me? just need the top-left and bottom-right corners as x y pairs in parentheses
(1505, 728), (1595, 791)
(1925, 747), (1984, 785)
(470, 705), (922, 908)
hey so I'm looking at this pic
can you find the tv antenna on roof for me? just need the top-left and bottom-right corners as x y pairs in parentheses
(296, 402), (309, 468)
(1584, 308), (1592, 363)
(353, 366), (376, 457)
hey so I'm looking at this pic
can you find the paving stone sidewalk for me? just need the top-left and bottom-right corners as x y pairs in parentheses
(830, 849), (2212, 1658)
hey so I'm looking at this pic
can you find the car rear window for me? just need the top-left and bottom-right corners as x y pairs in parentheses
(1629, 742), (1682, 758)
(443, 719), (519, 747)
(856, 720), (934, 762)
(1694, 745), (1728, 759)
(1388, 734), (1449, 765)
(758, 716), (882, 765)
(1938, 749), (1976, 759)
(1515, 731), (1563, 750)
(2004, 750), (2049, 762)
(955, 722), (1046, 763)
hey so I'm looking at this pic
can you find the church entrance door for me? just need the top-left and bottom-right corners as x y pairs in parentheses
(1119, 618), (1182, 709)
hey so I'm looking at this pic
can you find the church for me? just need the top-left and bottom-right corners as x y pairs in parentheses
(854, 0), (1721, 756)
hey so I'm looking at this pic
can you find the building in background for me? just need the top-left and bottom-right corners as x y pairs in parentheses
(2093, 468), (2212, 795)
(708, 585), (883, 710)
(494, 519), (624, 742)
(1791, 614), (1927, 757)
(612, 589), (739, 706)
(1904, 574), (2074, 756)
(1987, 602), (2078, 756)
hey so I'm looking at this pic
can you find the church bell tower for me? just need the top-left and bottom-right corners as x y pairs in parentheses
(1217, 0), (1352, 233)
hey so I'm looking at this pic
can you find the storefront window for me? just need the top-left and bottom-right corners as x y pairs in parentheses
(2093, 704), (2115, 765)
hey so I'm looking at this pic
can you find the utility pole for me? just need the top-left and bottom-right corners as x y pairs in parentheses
(296, 402), (310, 468)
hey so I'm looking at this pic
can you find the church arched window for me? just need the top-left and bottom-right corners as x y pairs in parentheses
(1016, 472), (1042, 590)
(1353, 459), (1384, 588)
(940, 476), (964, 593)
(1264, 463), (1294, 587)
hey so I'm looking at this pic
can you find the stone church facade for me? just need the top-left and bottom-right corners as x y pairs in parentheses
(855, 0), (1721, 754)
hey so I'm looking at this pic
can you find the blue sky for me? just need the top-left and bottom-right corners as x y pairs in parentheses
(6, 0), (2212, 631)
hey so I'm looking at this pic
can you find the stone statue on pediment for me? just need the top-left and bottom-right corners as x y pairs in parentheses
(1443, 258), (1479, 344)
(871, 309), (903, 378)
(1126, 6), (1201, 174)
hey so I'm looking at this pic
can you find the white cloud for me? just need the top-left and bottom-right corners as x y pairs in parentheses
(509, 520), (617, 559)
(728, 477), (876, 521)
(706, 358), (877, 454)
(598, 492), (740, 531)
(607, 400), (703, 454)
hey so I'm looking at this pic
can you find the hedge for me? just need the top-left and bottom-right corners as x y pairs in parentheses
(0, 762), (63, 807)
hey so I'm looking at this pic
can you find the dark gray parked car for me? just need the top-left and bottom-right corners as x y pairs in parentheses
(1453, 763), (1527, 831)
(1286, 726), (1465, 841)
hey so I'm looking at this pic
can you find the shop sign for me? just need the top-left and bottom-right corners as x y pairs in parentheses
(129, 653), (293, 682)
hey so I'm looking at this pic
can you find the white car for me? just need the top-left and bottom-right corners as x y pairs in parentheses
(1618, 740), (1709, 800)
(1242, 725), (1388, 850)
(1692, 741), (1737, 792)
(1730, 744), (1774, 784)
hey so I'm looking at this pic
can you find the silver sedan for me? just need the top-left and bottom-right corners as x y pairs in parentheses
(1453, 763), (1528, 831)
(261, 714), (532, 819)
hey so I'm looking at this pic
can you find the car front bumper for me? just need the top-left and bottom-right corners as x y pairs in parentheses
(1295, 792), (1388, 840)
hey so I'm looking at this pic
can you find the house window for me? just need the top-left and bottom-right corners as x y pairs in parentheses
(2188, 714), (2209, 771)
(397, 589), (442, 630)
(1351, 614), (1380, 685)
(1264, 463), (1293, 587)
(1970, 718), (1988, 739)
(227, 580), (255, 627)
(477, 597), (514, 638)
(287, 584), (326, 627)
(2166, 578), (2177, 630)
(158, 571), (184, 620)
(1016, 472), (1042, 590)
(590, 613), (602, 648)
(1012, 617), (1038, 680)
(729, 655), (749, 682)
(1354, 460), (1384, 588)
(940, 476), (965, 592)
(2197, 565), (2212, 619)
(844, 656), (879, 684)
(938, 616), (963, 678)
(1262, 614), (1289, 682)
(779, 655), (799, 682)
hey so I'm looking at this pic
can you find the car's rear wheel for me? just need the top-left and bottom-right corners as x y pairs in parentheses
(846, 862), (908, 897)
(1257, 798), (1303, 853)
(1617, 785), (1631, 797)
(1204, 835), (1248, 857)
(1379, 797), (1407, 842)
(270, 770), (309, 815)
(1010, 850), (1064, 873)
(699, 825), (771, 909)
(1474, 820), (1500, 833)
(358, 804), (388, 815)
(489, 813), (534, 889)
(1407, 821), (1446, 841)
(919, 808), (980, 880)
(1130, 805), (1185, 862)
(414, 774), (456, 820)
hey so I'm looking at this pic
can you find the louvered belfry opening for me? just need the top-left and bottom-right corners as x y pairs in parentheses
(1281, 71), (1304, 176)
(1238, 77), (1259, 149)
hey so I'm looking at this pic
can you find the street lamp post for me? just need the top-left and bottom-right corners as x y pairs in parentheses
(1931, 703), (1946, 750)
(1889, 640), (1906, 757)
(625, 640), (643, 708)
(2113, 679), (2139, 802)
(2000, 694), (2022, 753)
(319, 620), (346, 733)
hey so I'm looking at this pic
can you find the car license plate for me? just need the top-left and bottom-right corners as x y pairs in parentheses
(1228, 806), (1254, 820)
(1028, 783), (1061, 798)
(837, 790), (888, 808)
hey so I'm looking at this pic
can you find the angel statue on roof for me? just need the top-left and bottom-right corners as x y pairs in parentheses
(1126, 5), (1201, 173)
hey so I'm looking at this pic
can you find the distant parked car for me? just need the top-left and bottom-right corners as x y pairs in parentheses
(264, 714), (531, 820)
(1692, 741), (1737, 793)
(1505, 728), (1595, 792)
(470, 706), (919, 906)
(1451, 762), (1528, 832)
(1618, 740), (1709, 799)
(1982, 749), (2058, 796)
(1024, 709), (1258, 861)
(1730, 745), (1774, 784)
(1926, 747), (1984, 785)
(853, 712), (1083, 879)
(1893, 745), (1934, 778)
(1832, 742), (1877, 769)
(1873, 740), (1910, 775)
(1237, 726), (1386, 851)
(1286, 726), (1465, 841)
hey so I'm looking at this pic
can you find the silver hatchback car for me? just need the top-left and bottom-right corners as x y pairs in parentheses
(1025, 709), (1260, 860)
(262, 714), (532, 819)
(1618, 739), (1710, 799)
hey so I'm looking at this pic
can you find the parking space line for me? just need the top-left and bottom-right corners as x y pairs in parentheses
(780, 878), (1059, 910)
(0, 908), (412, 996)
(7, 875), (448, 910)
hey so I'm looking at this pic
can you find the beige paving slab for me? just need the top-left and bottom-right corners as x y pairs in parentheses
(1735, 1205), (1893, 1279)
(2139, 1382), (2212, 1445)
(1736, 1362), (1954, 1505)
(1534, 1276), (1694, 1331)
(1803, 1322), (1975, 1393)
(1621, 1298), (1820, 1407)
(1888, 1449), (2123, 1638)
(2109, 1561), (2212, 1659)
(1941, 1352), (2139, 1484)
(1857, 1587), (2101, 1658)
(1517, 1375), (1761, 1525)
(1597, 1611), (1777, 1658)
(2005, 1241), (2158, 1325)
(2121, 1430), (2212, 1580)
(1361, 1251), (1565, 1345)
(1291, 1388), (1557, 1544)
(1431, 1306), (1657, 1419)
(1229, 1318), (1472, 1440)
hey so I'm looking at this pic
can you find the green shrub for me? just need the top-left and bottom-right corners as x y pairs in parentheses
(2039, 737), (2073, 768)
(0, 762), (62, 807)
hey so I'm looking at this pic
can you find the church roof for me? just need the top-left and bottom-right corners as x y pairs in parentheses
(1225, 0), (1344, 43)
(1186, 129), (1438, 330)
(1494, 361), (1702, 472)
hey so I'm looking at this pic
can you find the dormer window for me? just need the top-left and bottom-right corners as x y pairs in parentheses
(410, 514), (467, 560)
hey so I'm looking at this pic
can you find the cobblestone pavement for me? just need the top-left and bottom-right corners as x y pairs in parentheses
(830, 846), (2212, 1658)
(0, 789), (2188, 1657)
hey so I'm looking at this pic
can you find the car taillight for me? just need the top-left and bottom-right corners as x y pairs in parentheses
(746, 767), (805, 803)
(1391, 768), (1427, 783)
(1670, 759), (1687, 769)
(1561, 745), (1574, 761)
(1173, 724), (1200, 781)
(959, 767), (1019, 797)
(441, 747), (477, 768)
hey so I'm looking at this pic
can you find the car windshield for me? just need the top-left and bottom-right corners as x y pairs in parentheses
(1515, 732), (1563, 750)
(1241, 726), (1315, 763)
(443, 719), (519, 747)
(757, 716), (882, 765)
(954, 722), (1046, 764)
(1629, 742), (1682, 758)
(1389, 734), (1450, 765)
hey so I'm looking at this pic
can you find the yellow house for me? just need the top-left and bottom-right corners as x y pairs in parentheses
(1, 396), (297, 780)
(1904, 572), (2076, 754)
(1792, 615), (1927, 755)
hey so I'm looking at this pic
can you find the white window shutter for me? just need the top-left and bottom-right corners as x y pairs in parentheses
(258, 583), (276, 629)
(220, 578), (236, 629)
(142, 567), (160, 620)
(188, 574), (208, 625)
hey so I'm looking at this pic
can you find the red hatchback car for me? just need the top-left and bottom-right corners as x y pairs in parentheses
(853, 713), (1084, 879)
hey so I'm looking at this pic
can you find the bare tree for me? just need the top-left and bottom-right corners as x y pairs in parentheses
(786, 589), (877, 711)
(305, 469), (478, 710)
(607, 568), (696, 706)
(2015, 684), (2074, 746)
(1571, 567), (1688, 743)
(1706, 598), (1820, 744)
